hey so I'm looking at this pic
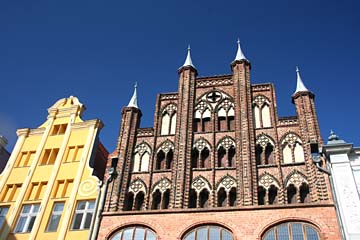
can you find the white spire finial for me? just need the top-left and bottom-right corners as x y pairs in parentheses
(181, 44), (196, 69)
(127, 82), (138, 108)
(294, 66), (309, 94)
(234, 38), (247, 62)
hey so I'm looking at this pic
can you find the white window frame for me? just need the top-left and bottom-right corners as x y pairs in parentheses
(46, 202), (64, 232)
(14, 204), (40, 233)
(71, 200), (95, 230)
(0, 206), (9, 228)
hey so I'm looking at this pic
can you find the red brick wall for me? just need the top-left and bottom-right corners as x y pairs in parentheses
(98, 204), (340, 239)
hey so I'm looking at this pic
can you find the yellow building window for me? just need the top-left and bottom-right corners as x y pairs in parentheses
(70, 200), (95, 230)
(14, 204), (40, 233)
(51, 124), (67, 135)
(15, 151), (36, 167)
(40, 148), (59, 165)
(52, 179), (74, 198)
(0, 184), (22, 202)
(0, 206), (9, 228)
(64, 145), (84, 162)
(25, 182), (48, 201)
(46, 202), (64, 232)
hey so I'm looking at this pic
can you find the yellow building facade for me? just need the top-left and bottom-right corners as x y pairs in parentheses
(0, 96), (108, 240)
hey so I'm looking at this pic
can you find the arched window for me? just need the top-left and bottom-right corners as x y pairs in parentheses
(262, 222), (320, 240)
(285, 171), (310, 204)
(217, 137), (236, 168)
(192, 139), (211, 169)
(258, 174), (280, 205)
(256, 135), (275, 165)
(190, 176), (211, 208)
(126, 179), (147, 211)
(253, 95), (272, 129)
(160, 104), (177, 135)
(217, 99), (235, 132)
(132, 143), (152, 173)
(194, 102), (212, 133)
(151, 178), (171, 210)
(155, 141), (174, 170)
(182, 225), (233, 240)
(281, 133), (305, 164)
(216, 175), (237, 207)
(110, 226), (157, 240)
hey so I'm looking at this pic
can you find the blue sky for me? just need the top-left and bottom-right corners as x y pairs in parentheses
(0, 0), (359, 152)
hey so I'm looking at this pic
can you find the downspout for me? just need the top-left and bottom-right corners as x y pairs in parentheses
(88, 180), (103, 240)
(89, 158), (118, 240)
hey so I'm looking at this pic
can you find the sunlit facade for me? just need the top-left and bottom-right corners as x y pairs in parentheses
(0, 96), (108, 240)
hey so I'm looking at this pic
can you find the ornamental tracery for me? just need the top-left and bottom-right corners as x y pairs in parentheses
(217, 175), (237, 191)
(259, 173), (280, 189)
(217, 136), (235, 150)
(191, 176), (211, 192)
(157, 140), (174, 153)
(129, 178), (147, 194)
(152, 177), (171, 193)
(285, 171), (308, 187)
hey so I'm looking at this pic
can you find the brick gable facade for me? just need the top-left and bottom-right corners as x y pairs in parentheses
(98, 54), (341, 239)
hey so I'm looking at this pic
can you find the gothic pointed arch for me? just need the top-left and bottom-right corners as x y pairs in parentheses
(191, 175), (212, 192)
(258, 172), (280, 190)
(129, 178), (147, 194)
(216, 174), (237, 191)
(216, 98), (235, 131)
(160, 103), (177, 135)
(151, 177), (172, 210)
(194, 100), (212, 132)
(192, 138), (212, 168)
(281, 132), (305, 164)
(252, 95), (272, 129)
(216, 136), (236, 168)
(133, 142), (152, 172)
(155, 140), (175, 170)
(256, 134), (276, 165)
(152, 177), (171, 193)
(285, 170), (308, 188)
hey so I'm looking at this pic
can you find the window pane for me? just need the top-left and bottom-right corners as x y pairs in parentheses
(54, 203), (64, 212)
(123, 228), (134, 240)
(77, 202), (86, 210)
(305, 225), (319, 240)
(47, 215), (61, 232)
(197, 227), (208, 240)
(32, 204), (40, 213)
(134, 228), (145, 240)
(222, 230), (233, 240)
(146, 231), (157, 240)
(84, 212), (93, 229)
(184, 231), (195, 240)
(291, 223), (304, 240)
(15, 216), (27, 232)
(0, 207), (9, 215)
(263, 229), (276, 240)
(209, 227), (220, 239)
(22, 205), (31, 213)
(88, 201), (95, 209)
(26, 216), (36, 232)
(278, 223), (290, 240)
(72, 213), (83, 229)
(111, 231), (122, 240)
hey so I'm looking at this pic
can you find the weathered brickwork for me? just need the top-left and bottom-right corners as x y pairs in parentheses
(99, 52), (340, 239)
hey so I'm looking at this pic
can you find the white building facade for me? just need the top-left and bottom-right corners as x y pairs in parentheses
(323, 132), (360, 240)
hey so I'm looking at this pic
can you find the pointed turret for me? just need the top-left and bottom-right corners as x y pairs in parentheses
(234, 38), (248, 61)
(231, 38), (250, 69)
(127, 82), (138, 108)
(294, 66), (309, 94)
(178, 45), (197, 73)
